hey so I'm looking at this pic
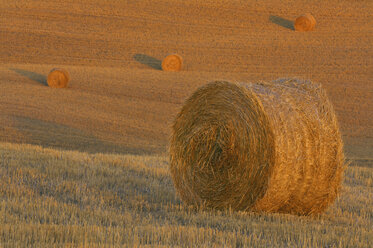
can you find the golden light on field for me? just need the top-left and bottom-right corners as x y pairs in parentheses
(0, 0), (371, 245)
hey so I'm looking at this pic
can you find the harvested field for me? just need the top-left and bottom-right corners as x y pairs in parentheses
(0, 142), (371, 247)
(0, 0), (372, 246)
(0, 0), (371, 160)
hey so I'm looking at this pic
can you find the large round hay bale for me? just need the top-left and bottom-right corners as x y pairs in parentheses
(170, 79), (345, 215)
(294, 14), (316, 31)
(47, 68), (70, 88)
(161, 54), (183, 71)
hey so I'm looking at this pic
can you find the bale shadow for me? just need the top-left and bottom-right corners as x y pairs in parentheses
(134, 54), (162, 70)
(269, 15), (294, 30)
(10, 68), (48, 86)
(11, 115), (158, 156)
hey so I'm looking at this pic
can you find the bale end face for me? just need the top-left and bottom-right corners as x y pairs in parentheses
(294, 14), (316, 31)
(47, 68), (70, 88)
(170, 81), (275, 211)
(162, 54), (183, 71)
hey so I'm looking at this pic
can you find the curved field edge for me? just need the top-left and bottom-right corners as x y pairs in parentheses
(0, 142), (372, 247)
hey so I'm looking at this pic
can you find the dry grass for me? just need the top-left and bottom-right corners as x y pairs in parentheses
(170, 79), (345, 215)
(0, 142), (371, 247)
(0, 0), (371, 246)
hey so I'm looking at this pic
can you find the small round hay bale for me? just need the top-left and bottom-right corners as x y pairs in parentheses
(161, 54), (183, 71)
(47, 68), (70, 88)
(170, 79), (345, 215)
(294, 14), (316, 31)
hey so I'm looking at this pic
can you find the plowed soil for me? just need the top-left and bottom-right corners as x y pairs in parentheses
(0, 0), (372, 161)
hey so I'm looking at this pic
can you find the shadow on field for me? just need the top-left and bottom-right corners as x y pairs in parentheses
(134, 54), (162, 70)
(11, 115), (158, 155)
(269, 16), (294, 30)
(10, 68), (48, 86)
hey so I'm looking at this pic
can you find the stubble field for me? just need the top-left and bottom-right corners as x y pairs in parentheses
(0, 0), (372, 247)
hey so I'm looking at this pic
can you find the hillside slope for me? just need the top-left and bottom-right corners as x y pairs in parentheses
(0, 0), (372, 159)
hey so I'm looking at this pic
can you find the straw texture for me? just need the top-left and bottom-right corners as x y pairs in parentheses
(294, 14), (316, 31)
(170, 79), (345, 215)
(47, 68), (70, 88)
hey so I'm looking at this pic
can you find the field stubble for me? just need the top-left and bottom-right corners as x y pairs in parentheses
(0, 0), (372, 246)
(0, 143), (371, 247)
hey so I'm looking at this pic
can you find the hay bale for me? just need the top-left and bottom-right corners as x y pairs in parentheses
(170, 79), (345, 215)
(47, 68), (70, 88)
(161, 54), (183, 71)
(294, 14), (316, 31)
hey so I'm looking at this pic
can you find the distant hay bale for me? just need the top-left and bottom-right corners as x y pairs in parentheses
(162, 54), (183, 71)
(47, 68), (70, 88)
(294, 14), (316, 31)
(170, 79), (345, 215)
